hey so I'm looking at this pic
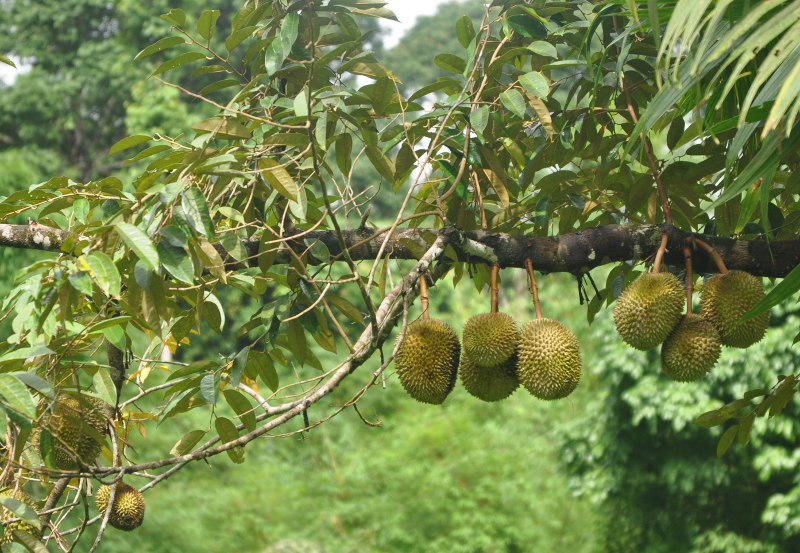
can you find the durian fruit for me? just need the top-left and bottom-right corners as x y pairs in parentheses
(700, 270), (769, 348)
(462, 313), (520, 367)
(0, 488), (37, 545)
(459, 353), (519, 402)
(394, 319), (460, 404)
(661, 314), (722, 381)
(614, 272), (685, 350)
(39, 393), (112, 470)
(96, 481), (146, 531)
(517, 318), (581, 400)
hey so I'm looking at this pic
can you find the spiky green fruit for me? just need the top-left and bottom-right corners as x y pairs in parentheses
(394, 319), (460, 404)
(96, 482), (146, 531)
(462, 313), (519, 367)
(40, 394), (112, 470)
(517, 318), (581, 400)
(459, 353), (519, 402)
(0, 489), (37, 545)
(700, 270), (769, 348)
(614, 272), (685, 350)
(661, 314), (721, 382)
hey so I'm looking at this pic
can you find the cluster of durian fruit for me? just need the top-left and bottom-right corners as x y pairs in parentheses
(614, 269), (769, 381)
(0, 393), (146, 546)
(394, 312), (581, 405)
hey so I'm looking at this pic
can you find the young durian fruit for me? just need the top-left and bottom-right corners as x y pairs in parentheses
(614, 271), (685, 350)
(394, 318), (460, 404)
(700, 270), (769, 348)
(459, 353), (519, 402)
(517, 318), (581, 400)
(96, 481), (146, 531)
(661, 314), (722, 381)
(516, 259), (581, 400)
(39, 393), (112, 470)
(462, 312), (520, 367)
(0, 488), (37, 545)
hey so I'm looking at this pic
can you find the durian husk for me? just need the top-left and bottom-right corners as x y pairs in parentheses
(700, 270), (769, 348)
(37, 393), (112, 470)
(0, 488), (37, 545)
(394, 319), (460, 404)
(613, 272), (685, 350)
(462, 313), (520, 367)
(96, 481), (146, 531)
(517, 318), (581, 400)
(459, 353), (519, 402)
(661, 314), (721, 382)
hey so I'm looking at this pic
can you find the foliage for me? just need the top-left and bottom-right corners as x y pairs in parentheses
(0, 0), (798, 551)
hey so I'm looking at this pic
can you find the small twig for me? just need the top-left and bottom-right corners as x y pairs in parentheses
(694, 237), (729, 273)
(39, 477), (70, 538)
(490, 264), (500, 314)
(525, 258), (544, 319)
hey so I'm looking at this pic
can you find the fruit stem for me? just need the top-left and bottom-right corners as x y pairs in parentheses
(693, 237), (729, 274)
(419, 273), (430, 320)
(652, 232), (668, 274)
(490, 263), (500, 314)
(683, 239), (694, 314)
(524, 258), (544, 319)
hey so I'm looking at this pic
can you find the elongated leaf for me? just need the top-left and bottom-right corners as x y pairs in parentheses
(170, 429), (206, 456)
(134, 36), (186, 62)
(519, 71), (549, 98)
(740, 263), (800, 323)
(151, 52), (207, 77)
(0, 53), (16, 68)
(197, 9), (221, 41)
(77, 252), (121, 297)
(0, 373), (36, 417)
(157, 241), (195, 284)
(327, 295), (364, 324)
(223, 389), (256, 432)
(247, 350), (278, 391)
(716, 424), (739, 457)
(181, 188), (215, 238)
(215, 416), (244, 463)
(108, 135), (151, 156)
(259, 158), (300, 201)
(0, 345), (54, 365)
(93, 370), (117, 406)
(115, 223), (160, 271)
(500, 89), (527, 118)
(200, 372), (219, 405)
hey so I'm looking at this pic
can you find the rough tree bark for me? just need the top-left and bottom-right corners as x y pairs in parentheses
(0, 223), (797, 278)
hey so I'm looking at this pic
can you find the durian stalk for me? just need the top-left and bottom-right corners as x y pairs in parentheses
(419, 273), (430, 321)
(693, 237), (729, 274)
(490, 263), (500, 314)
(524, 258), (543, 319)
(683, 239), (694, 314)
(652, 232), (669, 274)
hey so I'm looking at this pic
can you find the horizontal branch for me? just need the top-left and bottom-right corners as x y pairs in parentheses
(0, 223), (797, 278)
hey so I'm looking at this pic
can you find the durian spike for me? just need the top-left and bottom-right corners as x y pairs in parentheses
(490, 263), (500, 314)
(524, 258), (543, 319)
(419, 274), (430, 320)
(693, 237), (729, 274)
(683, 239), (694, 314)
(652, 232), (669, 274)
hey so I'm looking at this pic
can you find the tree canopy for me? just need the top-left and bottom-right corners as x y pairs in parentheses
(0, 0), (799, 551)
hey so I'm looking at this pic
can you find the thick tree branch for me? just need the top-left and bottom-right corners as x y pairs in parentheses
(0, 223), (797, 278)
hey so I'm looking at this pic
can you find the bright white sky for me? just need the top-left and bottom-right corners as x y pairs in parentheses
(382, 0), (454, 48)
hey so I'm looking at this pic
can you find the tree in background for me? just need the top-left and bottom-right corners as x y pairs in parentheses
(0, 1), (798, 551)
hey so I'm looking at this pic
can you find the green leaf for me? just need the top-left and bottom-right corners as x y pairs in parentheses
(327, 295), (364, 324)
(115, 223), (160, 272)
(500, 89), (527, 118)
(223, 389), (256, 432)
(0, 345), (54, 365)
(470, 106), (489, 136)
(170, 429), (206, 456)
(108, 135), (151, 156)
(0, 53), (17, 68)
(336, 134), (353, 176)
(433, 53), (466, 74)
(151, 52), (207, 77)
(77, 252), (121, 297)
(157, 241), (195, 284)
(200, 372), (220, 405)
(455, 16), (476, 49)
(0, 497), (40, 530)
(11, 372), (52, 398)
(246, 350), (278, 392)
(215, 416), (244, 463)
(738, 412), (755, 446)
(161, 8), (186, 26)
(519, 71), (549, 98)
(528, 41), (557, 58)
(259, 158), (300, 201)
(181, 188), (215, 238)
(265, 12), (299, 76)
(716, 424), (739, 457)
(0, 374), (37, 417)
(192, 118), (252, 140)
(365, 145), (396, 183)
(693, 408), (733, 428)
(134, 37), (186, 62)
(93, 370), (117, 406)
(197, 9), (221, 41)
